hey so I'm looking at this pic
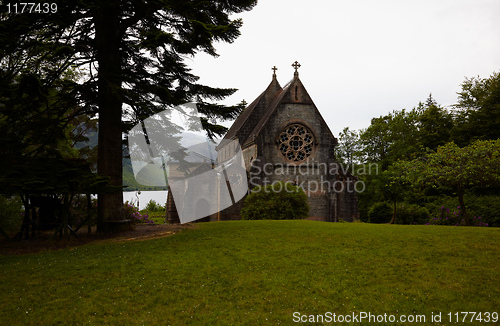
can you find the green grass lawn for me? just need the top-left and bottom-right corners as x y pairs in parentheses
(0, 221), (498, 325)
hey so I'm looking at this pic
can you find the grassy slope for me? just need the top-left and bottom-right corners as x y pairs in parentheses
(0, 221), (498, 325)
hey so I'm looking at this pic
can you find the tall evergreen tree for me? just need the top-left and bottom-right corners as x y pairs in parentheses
(417, 94), (453, 150)
(1, 0), (257, 231)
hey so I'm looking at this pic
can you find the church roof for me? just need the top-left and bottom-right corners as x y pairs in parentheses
(219, 74), (282, 148)
(219, 63), (335, 149)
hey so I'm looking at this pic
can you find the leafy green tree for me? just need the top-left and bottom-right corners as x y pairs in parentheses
(352, 78), (499, 222)
(380, 163), (408, 224)
(355, 98), (452, 220)
(389, 109), (421, 160)
(336, 127), (361, 165)
(1, 0), (257, 231)
(145, 199), (164, 213)
(358, 115), (391, 168)
(452, 71), (500, 145)
(355, 109), (419, 219)
(399, 140), (500, 225)
(358, 109), (420, 169)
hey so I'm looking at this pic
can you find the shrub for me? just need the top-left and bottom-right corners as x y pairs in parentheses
(396, 203), (430, 225)
(241, 182), (309, 220)
(423, 194), (500, 227)
(145, 199), (165, 212)
(368, 202), (392, 224)
(427, 206), (488, 227)
(465, 195), (500, 227)
(124, 201), (153, 224)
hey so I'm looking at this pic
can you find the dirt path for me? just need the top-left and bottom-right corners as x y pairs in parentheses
(0, 223), (194, 256)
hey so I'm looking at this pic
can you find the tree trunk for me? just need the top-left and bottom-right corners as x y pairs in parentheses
(94, 5), (124, 232)
(457, 190), (469, 226)
(61, 194), (73, 237)
(389, 198), (397, 224)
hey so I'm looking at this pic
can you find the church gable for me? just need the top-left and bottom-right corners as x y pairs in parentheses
(247, 64), (337, 165)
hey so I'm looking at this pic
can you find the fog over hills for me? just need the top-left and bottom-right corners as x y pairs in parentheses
(76, 128), (219, 191)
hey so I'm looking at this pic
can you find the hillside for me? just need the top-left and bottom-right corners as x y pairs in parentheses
(76, 128), (218, 191)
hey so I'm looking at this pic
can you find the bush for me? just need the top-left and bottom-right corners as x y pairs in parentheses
(241, 182), (309, 220)
(368, 202), (392, 224)
(396, 203), (430, 225)
(124, 201), (153, 224)
(422, 194), (500, 227)
(144, 199), (165, 212)
(0, 195), (23, 236)
(427, 206), (488, 227)
(465, 195), (500, 227)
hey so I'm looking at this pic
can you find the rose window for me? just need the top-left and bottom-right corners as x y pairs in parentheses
(277, 124), (315, 162)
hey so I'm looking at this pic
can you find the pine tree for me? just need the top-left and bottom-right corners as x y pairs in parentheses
(418, 95), (453, 150)
(1, 0), (257, 232)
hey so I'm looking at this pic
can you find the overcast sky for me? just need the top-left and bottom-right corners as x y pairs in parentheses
(188, 0), (500, 136)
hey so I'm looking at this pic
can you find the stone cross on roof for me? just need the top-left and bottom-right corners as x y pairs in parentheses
(272, 66), (277, 78)
(292, 61), (301, 77)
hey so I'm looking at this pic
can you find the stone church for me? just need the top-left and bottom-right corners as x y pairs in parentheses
(167, 62), (359, 223)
